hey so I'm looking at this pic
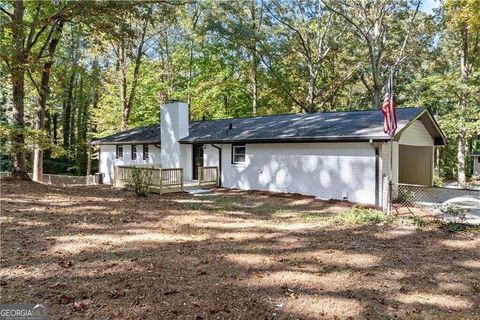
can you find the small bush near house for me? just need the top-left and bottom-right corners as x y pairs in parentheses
(130, 167), (153, 196)
(337, 206), (388, 224)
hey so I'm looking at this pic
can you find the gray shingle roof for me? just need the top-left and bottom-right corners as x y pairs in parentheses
(180, 107), (426, 143)
(91, 124), (160, 145)
(92, 107), (444, 145)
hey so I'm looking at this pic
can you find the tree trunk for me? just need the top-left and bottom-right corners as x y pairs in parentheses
(119, 43), (128, 130)
(63, 70), (75, 149)
(52, 112), (58, 145)
(187, 4), (200, 108)
(86, 144), (92, 176)
(251, 70), (258, 115)
(10, 0), (30, 180)
(305, 64), (316, 112)
(87, 59), (99, 175)
(458, 25), (468, 188)
(120, 19), (148, 130)
(370, 48), (383, 109)
(373, 83), (383, 109)
(249, 0), (259, 116)
(33, 21), (64, 182)
(250, 54), (259, 115)
(75, 73), (88, 174)
(69, 81), (77, 153)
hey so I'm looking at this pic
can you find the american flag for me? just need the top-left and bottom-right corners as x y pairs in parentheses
(381, 77), (397, 136)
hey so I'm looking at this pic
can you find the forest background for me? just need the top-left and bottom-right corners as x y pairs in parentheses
(0, 0), (479, 187)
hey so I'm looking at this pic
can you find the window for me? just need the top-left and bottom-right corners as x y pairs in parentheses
(131, 145), (137, 160)
(116, 145), (123, 159)
(232, 144), (246, 164)
(143, 145), (149, 160)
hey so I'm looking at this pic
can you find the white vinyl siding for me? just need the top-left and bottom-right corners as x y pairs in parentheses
(98, 144), (161, 184)
(399, 120), (434, 146)
(474, 156), (480, 177)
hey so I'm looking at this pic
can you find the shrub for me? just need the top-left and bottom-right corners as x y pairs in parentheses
(130, 167), (153, 196)
(441, 222), (468, 233)
(0, 155), (12, 171)
(397, 189), (416, 204)
(338, 206), (388, 224)
(413, 216), (427, 228)
(43, 159), (75, 174)
(433, 173), (445, 187)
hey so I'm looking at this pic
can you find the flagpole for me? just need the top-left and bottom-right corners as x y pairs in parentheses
(388, 132), (393, 215)
(388, 71), (394, 215)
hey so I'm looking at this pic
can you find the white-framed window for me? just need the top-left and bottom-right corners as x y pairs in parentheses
(131, 145), (137, 160)
(116, 145), (123, 159)
(232, 144), (246, 164)
(143, 145), (149, 160)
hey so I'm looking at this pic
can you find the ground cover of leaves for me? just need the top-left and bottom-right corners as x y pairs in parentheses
(1, 180), (479, 319)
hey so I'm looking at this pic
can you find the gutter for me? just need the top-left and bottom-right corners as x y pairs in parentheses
(211, 144), (222, 187)
(369, 139), (380, 207)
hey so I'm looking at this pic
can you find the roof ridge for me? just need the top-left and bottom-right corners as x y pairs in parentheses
(191, 106), (425, 123)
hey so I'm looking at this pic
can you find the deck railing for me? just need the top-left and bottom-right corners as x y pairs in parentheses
(198, 166), (219, 187)
(159, 168), (183, 190)
(114, 166), (183, 193)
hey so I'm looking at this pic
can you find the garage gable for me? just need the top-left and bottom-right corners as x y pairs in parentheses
(398, 120), (434, 146)
(395, 110), (446, 146)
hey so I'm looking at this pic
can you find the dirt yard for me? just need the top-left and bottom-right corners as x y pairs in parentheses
(1, 181), (479, 319)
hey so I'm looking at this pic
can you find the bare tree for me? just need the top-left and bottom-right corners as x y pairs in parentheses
(322, 0), (421, 108)
(262, 0), (357, 112)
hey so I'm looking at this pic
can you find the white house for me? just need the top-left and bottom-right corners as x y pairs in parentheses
(473, 152), (480, 177)
(92, 101), (447, 206)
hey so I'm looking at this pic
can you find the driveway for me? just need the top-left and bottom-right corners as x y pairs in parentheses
(414, 187), (480, 225)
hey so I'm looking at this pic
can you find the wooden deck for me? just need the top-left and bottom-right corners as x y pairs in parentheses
(113, 165), (219, 194)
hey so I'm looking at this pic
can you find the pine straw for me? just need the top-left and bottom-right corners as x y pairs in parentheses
(1, 181), (479, 319)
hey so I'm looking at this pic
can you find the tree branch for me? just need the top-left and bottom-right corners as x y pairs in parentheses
(27, 69), (40, 94)
(318, 63), (360, 108)
(322, 0), (368, 41)
(35, 22), (58, 60)
(26, 1), (42, 48)
(262, 1), (313, 64)
(0, 6), (13, 18)
(391, 0), (421, 71)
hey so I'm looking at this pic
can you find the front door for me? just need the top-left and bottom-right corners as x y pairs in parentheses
(192, 144), (204, 180)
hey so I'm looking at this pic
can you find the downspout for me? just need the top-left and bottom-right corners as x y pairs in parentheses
(212, 144), (222, 187)
(369, 139), (380, 207)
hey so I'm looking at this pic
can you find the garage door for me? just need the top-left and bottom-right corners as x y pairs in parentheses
(399, 145), (433, 186)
